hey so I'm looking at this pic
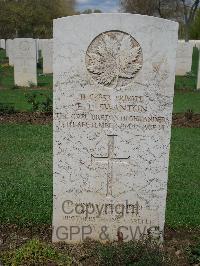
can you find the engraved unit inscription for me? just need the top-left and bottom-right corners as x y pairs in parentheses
(86, 31), (143, 88)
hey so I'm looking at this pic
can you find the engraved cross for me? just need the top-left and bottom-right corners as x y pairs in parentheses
(91, 135), (130, 197)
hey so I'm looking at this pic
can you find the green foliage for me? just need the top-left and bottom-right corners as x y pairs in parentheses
(82, 8), (102, 14)
(11, 85), (20, 90)
(0, 238), (175, 266)
(0, 65), (14, 89)
(38, 72), (53, 88)
(190, 9), (200, 40)
(175, 74), (196, 91)
(187, 241), (200, 265)
(192, 47), (199, 77)
(1, 239), (72, 266)
(37, 55), (43, 70)
(0, 51), (15, 89)
(41, 94), (53, 113)
(0, 0), (75, 39)
(0, 89), (52, 112)
(0, 102), (16, 114)
(185, 109), (194, 120)
(25, 93), (40, 112)
(25, 92), (52, 113)
(0, 49), (7, 64)
(96, 240), (169, 266)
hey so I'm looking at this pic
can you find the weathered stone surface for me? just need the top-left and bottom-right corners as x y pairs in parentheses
(188, 40), (200, 49)
(53, 14), (178, 243)
(42, 39), (53, 74)
(176, 41), (193, 76)
(0, 39), (5, 49)
(196, 40), (200, 49)
(6, 39), (14, 66)
(13, 38), (37, 87)
(5, 39), (9, 56)
(38, 39), (46, 51)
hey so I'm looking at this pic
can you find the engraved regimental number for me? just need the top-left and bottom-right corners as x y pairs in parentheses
(91, 135), (130, 197)
(86, 30), (143, 88)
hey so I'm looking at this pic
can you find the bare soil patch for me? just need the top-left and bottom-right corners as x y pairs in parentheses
(0, 112), (52, 125)
(172, 113), (200, 128)
(0, 224), (199, 265)
(0, 112), (200, 128)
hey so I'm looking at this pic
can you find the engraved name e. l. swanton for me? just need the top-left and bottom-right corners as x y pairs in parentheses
(86, 31), (143, 88)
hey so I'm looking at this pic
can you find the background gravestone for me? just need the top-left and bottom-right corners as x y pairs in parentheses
(53, 14), (178, 243)
(189, 40), (200, 49)
(38, 39), (46, 52)
(13, 38), (37, 87)
(6, 39), (14, 66)
(42, 39), (53, 74)
(176, 42), (193, 76)
(5, 39), (9, 56)
(0, 39), (5, 49)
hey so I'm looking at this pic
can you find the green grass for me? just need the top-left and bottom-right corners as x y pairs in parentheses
(38, 71), (53, 88)
(0, 125), (52, 225)
(173, 90), (200, 113)
(0, 48), (7, 64)
(0, 89), (52, 112)
(175, 47), (199, 90)
(0, 66), (14, 89)
(175, 75), (196, 90)
(167, 128), (200, 228)
(0, 125), (199, 229)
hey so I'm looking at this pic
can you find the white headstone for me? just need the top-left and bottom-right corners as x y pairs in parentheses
(0, 39), (5, 49)
(176, 42), (193, 76)
(53, 14), (178, 243)
(42, 39), (53, 74)
(195, 40), (200, 49)
(38, 39), (49, 56)
(6, 39), (9, 56)
(6, 39), (14, 66)
(197, 49), (200, 90)
(38, 39), (46, 51)
(13, 38), (37, 87)
(189, 40), (200, 49)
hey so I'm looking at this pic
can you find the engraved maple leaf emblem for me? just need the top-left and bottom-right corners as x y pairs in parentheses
(86, 32), (142, 87)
